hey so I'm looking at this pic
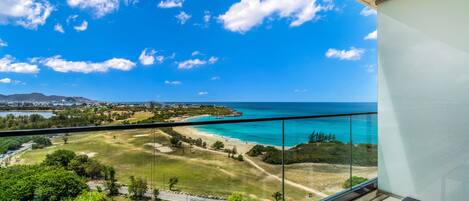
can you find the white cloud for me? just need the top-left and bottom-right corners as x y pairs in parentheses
(191, 51), (201, 56)
(360, 7), (376, 17)
(208, 56), (218, 64)
(0, 39), (7, 47)
(158, 0), (183, 8)
(211, 76), (220, 80)
(364, 30), (377, 40)
(139, 49), (155, 65)
(54, 23), (65, 33)
(38, 56), (136, 73)
(294, 89), (308, 93)
(0, 55), (39, 73)
(175, 11), (191, 25)
(0, 78), (11, 84)
(178, 59), (206, 69)
(204, 12), (211, 24)
(218, 0), (332, 33)
(67, 0), (120, 17)
(164, 80), (181, 85)
(0, 78), (24, 85)
(178, 56), (218, 69)
(0, 0), (53, 29)
(139, 49), (165, 65)
(325, 47), (365, 61)
(204, 13), (212, 24)
(198, 91), (208, 96)
(74, 20), (88, 32)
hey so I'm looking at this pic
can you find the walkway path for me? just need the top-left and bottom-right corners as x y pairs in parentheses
(243, 155), (328, 198)
(160, 129), (328, 198)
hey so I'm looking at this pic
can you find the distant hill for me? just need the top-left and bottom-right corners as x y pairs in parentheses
(0, 93), (97, 104)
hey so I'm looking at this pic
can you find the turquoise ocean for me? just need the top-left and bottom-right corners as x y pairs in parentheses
(188, 102), (377, 146)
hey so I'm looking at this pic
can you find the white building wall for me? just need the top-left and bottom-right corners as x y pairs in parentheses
(378, 0), (469, 200)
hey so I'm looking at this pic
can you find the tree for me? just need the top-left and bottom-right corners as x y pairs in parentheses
(74, 191), (110, 201)
(69, 154), (107, 180)
(43, 149), (76, 167)
(272, 192), (282, 201)
(0, 165), (88, 201)
(129, 176), (148, 200)
(211, 141), (225, 150)
(32, 136), (52, 149)
(69, 154), (90, 176)
(63, 133), (69, 144)
(170, 137), (181, 147)
(105, 167), (120, 196)
(168, 177), (178, 191)
(237, 154), (244, 161)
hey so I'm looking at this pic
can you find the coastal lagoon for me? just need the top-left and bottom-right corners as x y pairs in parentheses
(189, 102), (377, 146)
(0, 111), (54, 118)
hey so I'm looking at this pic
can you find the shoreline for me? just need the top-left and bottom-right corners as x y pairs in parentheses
(172, 115), (256, 154)
(172, 115), (287, 154)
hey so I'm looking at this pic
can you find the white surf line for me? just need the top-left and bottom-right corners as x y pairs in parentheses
(243, 156), (328, 198)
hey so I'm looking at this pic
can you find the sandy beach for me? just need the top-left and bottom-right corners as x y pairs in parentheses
(171, 115), (255, 154)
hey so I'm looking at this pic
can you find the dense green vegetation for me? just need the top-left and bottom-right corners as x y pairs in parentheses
(140, 105), (237, 122)
(0, 136), (51, 154)
(0, 136), (32, 154)
(0, 165), (88, 201)
(74, 191), (110, 201)
(0, 149), (126, 200)
(32, 136), (52, 149)
(0, 105), (236, 131)
(248, 133), (378, 166)
(161, 127), (208, 148)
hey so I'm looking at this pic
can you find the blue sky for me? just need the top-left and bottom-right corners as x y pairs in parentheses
(0, 0), (377, 102)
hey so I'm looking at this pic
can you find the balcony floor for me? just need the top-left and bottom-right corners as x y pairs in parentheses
(353, 190), (402, 201)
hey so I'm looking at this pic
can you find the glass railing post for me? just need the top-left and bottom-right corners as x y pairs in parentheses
(349, 115), (353, 191)
(282, 119), (285, 201)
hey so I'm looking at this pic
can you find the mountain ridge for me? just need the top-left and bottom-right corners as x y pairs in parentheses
(0, 93), (97, 104)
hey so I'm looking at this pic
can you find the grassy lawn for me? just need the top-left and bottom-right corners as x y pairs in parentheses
(248, 156), (377, 195)
(19, 129), (314, 201)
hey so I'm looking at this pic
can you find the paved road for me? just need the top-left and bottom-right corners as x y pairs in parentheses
(0, 142), (33, 166)
(88, 182), (225, 201)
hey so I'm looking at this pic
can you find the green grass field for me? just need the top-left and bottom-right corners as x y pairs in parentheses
(19, 129), (315, 201)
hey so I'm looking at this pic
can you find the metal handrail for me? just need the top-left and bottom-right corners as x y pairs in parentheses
(0, 112), (377, 137)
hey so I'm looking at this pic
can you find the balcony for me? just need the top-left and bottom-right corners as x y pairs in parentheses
(0, 112), (377, 201)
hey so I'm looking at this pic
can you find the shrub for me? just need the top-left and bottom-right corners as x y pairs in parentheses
(74, 191), (110, 201)
(32, 136), (52, 149)
(43, 149), (76, 167)
(211, 141), (224, 150)
(343, 176), (368, 188)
